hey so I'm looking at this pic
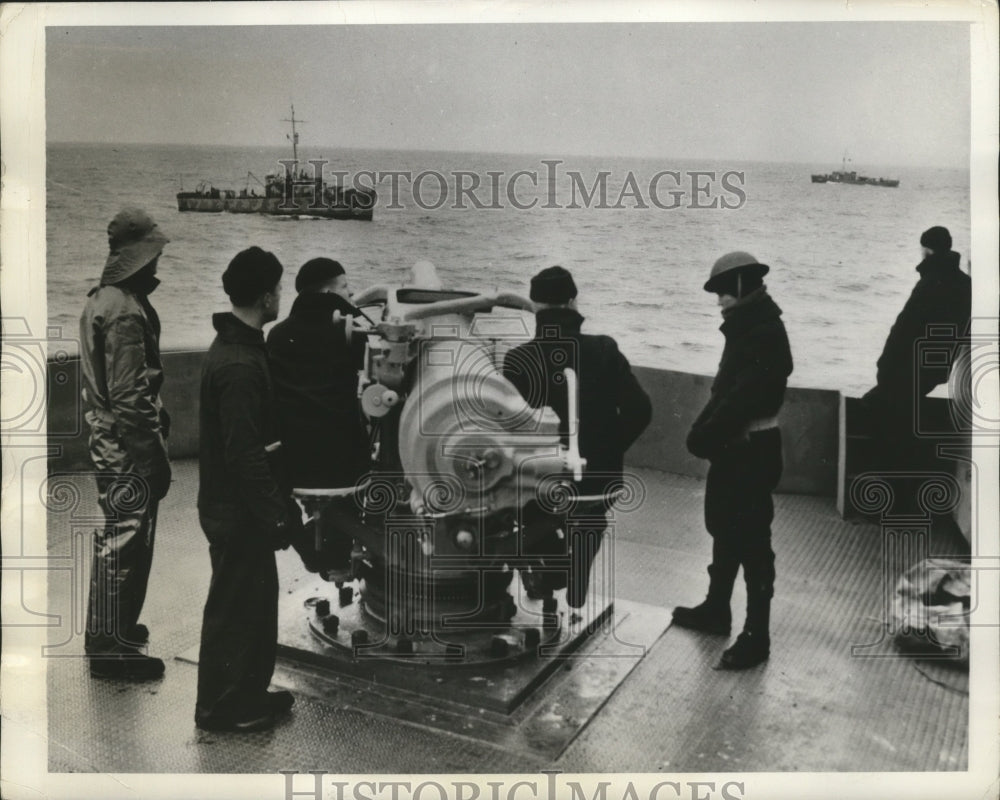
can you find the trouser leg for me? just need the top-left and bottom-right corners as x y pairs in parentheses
(712, 431), (782, 669)
(735, 430), (782, 638)
(318, 501), (352, 568)
(129, 500), (158, 629)
(521, 503), (569, 596)
(85, 473), (158, 654)
(289, 497), (350, 575)
(704, 459), (743, 606)
(195, 525), (278, 723)
(672, 465), (741, 634)
(744, 586), (772, 641)
(707, 539), (741, 607)
(566, 507), (608, 610)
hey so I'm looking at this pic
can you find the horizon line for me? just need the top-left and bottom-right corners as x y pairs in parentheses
(45, 140), (968, 172)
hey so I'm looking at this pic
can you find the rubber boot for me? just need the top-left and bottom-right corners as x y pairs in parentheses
(672, 561), (738, 635)
(124, 623), (149, 644)
(719, 584), (771, 670)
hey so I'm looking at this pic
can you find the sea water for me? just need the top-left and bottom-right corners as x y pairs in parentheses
(45, 143), (970, 395)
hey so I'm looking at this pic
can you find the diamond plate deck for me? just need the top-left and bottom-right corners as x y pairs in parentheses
(45, 460), (971, 773)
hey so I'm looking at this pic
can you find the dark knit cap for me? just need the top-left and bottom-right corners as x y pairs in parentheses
(295, 257), (345, 293)
(222, 247), (283, 306)
(530, 265), (578, 305)
(919, 226), (952, 253)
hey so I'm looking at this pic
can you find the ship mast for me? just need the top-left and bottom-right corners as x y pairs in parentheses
(283, 104), (307, 164)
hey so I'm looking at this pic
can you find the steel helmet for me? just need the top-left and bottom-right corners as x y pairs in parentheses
(704, 251), (770, 293)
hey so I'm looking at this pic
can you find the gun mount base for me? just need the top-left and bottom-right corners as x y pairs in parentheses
(275, 572), (616, 714)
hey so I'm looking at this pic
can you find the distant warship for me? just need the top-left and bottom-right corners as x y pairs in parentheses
(176, 106), (376, 220)
(811, 153), (899, 188)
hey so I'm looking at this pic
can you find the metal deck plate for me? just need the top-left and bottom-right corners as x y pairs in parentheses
(47, 462), (970, 773)
(279, 572), (621, 711)
(178, 587), (671, 759)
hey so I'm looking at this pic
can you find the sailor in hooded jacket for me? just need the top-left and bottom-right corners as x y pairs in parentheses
(79, 207), (172, 679)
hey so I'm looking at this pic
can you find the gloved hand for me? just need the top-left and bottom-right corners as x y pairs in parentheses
(149, 463), (172, 501)
(687, 426), (751, 462)
(686, 426), (716, 460)
(270, 519), (293, 552)
(727, 431), (752, 451)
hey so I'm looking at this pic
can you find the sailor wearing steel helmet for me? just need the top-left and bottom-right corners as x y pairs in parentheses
(675, 252), (793, 670)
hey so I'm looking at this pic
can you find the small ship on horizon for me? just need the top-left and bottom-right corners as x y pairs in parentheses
(811, 153), (899, 188)
(176, 106), (376, 220)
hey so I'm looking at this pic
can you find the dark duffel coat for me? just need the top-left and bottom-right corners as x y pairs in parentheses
(864, 250), (971, 408)
(502, 306), (652, 499)
(266, 292), (369, 489)
(686, 288), (793, 462)
(198, 312), (291, 538)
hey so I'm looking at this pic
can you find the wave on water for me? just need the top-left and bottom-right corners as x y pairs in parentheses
(835, 283), (872, 293)
(611, 300), (665, 310)
(44, 143), (971, 394)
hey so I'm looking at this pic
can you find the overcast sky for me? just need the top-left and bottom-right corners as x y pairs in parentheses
(46, 22), (970, 167)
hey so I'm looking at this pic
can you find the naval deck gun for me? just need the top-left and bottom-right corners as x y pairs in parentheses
(287, 276), (602, 670)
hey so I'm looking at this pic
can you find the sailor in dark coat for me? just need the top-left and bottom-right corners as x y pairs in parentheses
(266, 258), (369, 490)
(862, 226), (971, 430)
(266, 258), (369, 578)
(502, 266), (652, 608)
(676, 251), (793, 670)
(195, 247), (302, 733)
